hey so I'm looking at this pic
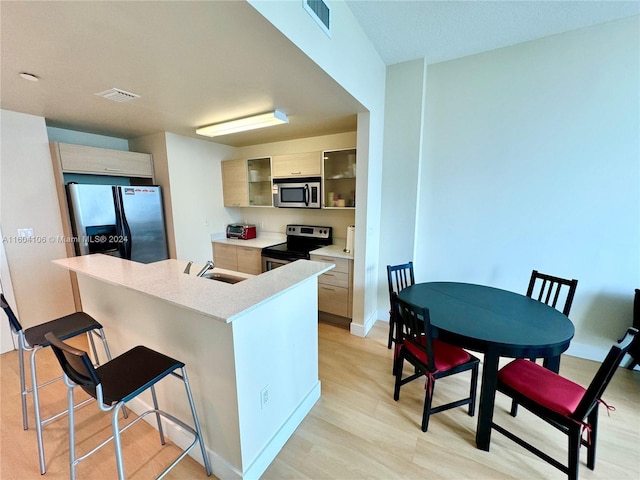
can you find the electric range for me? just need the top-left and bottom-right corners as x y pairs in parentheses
(261, 224), (332, 271)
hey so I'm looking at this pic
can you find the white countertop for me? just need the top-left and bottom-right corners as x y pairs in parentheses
(212, 234), (353, 259)
(211, 233), (286, 248)
(310, 244), (354, 260)
(54, 255), (333, 323)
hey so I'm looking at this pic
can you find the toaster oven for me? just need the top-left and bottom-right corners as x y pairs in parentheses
(226, 224), (257, 240)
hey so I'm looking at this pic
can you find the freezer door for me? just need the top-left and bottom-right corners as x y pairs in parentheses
(67, 184), (117, 256)
(117, 186), (168, 263)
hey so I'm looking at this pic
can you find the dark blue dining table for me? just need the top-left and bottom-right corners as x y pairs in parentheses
(397, 281), (575, 451)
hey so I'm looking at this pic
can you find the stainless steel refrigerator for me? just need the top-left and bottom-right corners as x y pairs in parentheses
(67, 184), (169, 264)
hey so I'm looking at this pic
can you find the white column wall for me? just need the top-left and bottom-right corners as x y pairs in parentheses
(0, 110), (76, 328)
(377, 59), (426, 318)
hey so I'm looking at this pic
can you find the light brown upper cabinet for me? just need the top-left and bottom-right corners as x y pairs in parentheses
(323, 148), (356, 209)
(271, 152), (321, 178)
(221, 159), (249, 207)
(247, 157), (272, 207)
(54, 142), (154, 178)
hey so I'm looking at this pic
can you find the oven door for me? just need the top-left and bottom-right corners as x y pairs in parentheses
(261, 256), (292, 272)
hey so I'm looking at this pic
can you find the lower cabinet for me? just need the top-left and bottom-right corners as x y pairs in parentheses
(212, 242), (262, 275)
(310, 254), (353, 320)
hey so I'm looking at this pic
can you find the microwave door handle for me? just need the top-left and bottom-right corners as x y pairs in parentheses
(304, 184), (310, 206)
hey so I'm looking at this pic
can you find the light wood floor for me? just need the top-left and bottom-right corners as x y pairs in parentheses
(1, 321), (638, 479)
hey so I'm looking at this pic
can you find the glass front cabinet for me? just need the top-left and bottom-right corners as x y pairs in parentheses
(322, 148), (356, 209)
(247, 157), (272, 207)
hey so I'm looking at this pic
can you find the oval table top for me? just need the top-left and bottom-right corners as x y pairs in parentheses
(398, 282), (575, 359)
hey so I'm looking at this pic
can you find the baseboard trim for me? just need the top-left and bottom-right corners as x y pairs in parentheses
(126, 380), (322, 479)
(242, 380), (321, 479)
(350, 310), (378, 337)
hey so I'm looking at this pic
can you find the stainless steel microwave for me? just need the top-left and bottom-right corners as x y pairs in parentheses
(272, 177), (321, 209)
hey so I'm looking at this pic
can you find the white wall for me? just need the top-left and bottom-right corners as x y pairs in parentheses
(0, 225), (17, 353)
(415, 17), (639, 359)
(130, 132), (237, 263)
(377, 59), (426, 315)
(47, 126), (129, 150)
(0, 110), (76, 328)
(165, 133), (236, 262)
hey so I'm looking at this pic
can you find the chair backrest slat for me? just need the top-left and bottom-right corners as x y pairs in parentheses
(387, 262), (415, 310)
(526, 270), (578, 317)
(0, 293), (23, 334)
(571, 328), (638, 420)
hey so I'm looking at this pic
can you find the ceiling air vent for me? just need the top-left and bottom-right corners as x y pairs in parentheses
(94, 88), (140, 103)
(303, 0), (330, 37)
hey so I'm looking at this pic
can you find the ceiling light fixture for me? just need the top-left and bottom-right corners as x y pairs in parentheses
(196, 110), (289, 137)
(19, 72), (39, 81)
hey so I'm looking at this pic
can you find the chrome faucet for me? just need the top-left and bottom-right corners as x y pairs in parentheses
(196, 260), (215, 277)
(183, 261), (193, 274)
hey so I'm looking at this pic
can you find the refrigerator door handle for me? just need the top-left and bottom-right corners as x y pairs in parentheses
(114, 187), (133, 260)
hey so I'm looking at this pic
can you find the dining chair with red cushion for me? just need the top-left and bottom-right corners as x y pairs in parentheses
(493, 327), (638, 480)
(392, 294), (479, 432)
(510, 270), (579, 416)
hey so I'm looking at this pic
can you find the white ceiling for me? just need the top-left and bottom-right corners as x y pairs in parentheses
(346, 1), (640, 66)
(0, 1), (362, 147)
(2, 1), (638, 147)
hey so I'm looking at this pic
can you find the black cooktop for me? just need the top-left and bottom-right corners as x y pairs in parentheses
(262, 225), (332, 261)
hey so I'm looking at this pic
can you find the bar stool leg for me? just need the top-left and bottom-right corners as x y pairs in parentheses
(64, 376), (78, 480)
(111, 403), (127, 480)
(96, 328), (112, 362)
(30, 346), (47, 474)
(182, 367), (212, 476)
(87, 332), (100, 364)
(17, 334), (28, 431)
(150, 385), (166, 445)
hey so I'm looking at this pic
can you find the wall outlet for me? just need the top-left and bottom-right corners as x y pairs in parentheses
(260, 385), (269, 410)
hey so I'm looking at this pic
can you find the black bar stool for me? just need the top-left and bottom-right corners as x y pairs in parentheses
(0, 293), (113, 474)
(45, 331), (212, 479)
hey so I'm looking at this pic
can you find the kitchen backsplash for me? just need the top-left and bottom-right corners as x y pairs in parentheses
(237, 207), (355, 244)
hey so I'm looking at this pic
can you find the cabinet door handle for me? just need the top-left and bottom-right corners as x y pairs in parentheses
(321, 286), (335, 291)
(104, 167), (121, 172)
(323, 273), (335, 277)
(291, 171), (302, 175)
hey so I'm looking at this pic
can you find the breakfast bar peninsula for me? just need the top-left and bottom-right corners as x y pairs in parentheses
(54, 254), (334, 480)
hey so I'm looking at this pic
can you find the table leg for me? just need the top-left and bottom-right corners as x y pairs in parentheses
(543, 354), (561, 373)
(476, 347), (500, 451)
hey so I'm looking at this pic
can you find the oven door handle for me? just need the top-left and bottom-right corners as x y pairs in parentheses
(304, 184), (310, 207)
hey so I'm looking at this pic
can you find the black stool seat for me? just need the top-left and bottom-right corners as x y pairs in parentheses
(24, 312), (102, 347)
(95, 346), (185, 405)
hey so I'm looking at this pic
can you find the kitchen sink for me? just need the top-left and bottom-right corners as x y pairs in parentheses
(202, 273), (246, 284)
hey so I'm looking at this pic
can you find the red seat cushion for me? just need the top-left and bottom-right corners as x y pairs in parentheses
(404, 336), (471, 372)
(498, 359), (586, 416)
